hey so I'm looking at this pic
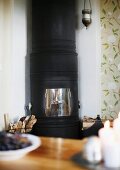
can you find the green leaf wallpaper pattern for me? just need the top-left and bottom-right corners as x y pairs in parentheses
(100, 0), (120, 119)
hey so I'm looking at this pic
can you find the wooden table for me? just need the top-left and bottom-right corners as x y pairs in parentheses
(0, 137), (87, 170)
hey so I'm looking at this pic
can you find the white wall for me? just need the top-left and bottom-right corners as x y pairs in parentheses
(10, 0), (27, 120)
(0, 0), (12, 129)
(0, 0), (27, 129)
(76, 0), (101, 118)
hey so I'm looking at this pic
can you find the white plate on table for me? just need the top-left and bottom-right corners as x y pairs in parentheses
(0, 134), (41, 161)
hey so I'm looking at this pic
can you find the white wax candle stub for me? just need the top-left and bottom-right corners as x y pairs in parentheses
(83, 136), (102, 164)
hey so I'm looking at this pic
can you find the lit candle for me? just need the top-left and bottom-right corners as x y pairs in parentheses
(102, 137), (120, 168)
(83, 136), (102, 164)
(99, 120), (120, 168)
(98, 120), (114, 143)
(112, 112), (120, 141)
(113, 112), (120, 131)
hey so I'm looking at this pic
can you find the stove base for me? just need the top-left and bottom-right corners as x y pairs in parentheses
(31, 117), (83, 139)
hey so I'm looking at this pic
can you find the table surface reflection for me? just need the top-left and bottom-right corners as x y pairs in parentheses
(0, 136), (87, 170)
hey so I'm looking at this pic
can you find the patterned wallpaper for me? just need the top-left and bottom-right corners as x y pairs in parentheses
(100, 0), (120, 119)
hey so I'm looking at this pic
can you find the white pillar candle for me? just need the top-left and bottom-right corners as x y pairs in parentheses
(99, 120), (120, 168)
(113, 112), (120, 141)
(98, 120), (114, 143)
(113, 112), (120, 128)
(83, 136), (102, 164)
(102, 139), (120, 168)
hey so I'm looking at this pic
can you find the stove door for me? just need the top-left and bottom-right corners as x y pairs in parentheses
(45, 88), (71, 117)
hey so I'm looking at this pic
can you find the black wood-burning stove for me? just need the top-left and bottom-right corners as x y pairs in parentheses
(30, 0), (82, 138)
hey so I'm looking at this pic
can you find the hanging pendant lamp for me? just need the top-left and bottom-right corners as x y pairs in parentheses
(82, 0), (92, 29)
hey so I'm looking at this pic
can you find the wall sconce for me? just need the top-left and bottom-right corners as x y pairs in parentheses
(82, 0), (92, 29)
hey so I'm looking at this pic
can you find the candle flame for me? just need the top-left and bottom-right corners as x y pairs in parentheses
(118, 112), (120, 119)
(104, 120), (110, 129)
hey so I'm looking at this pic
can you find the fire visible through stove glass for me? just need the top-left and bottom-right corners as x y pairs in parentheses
(45, 88), (72, 117)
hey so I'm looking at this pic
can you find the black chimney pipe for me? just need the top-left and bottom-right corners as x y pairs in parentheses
(30, 0), (82, 138)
